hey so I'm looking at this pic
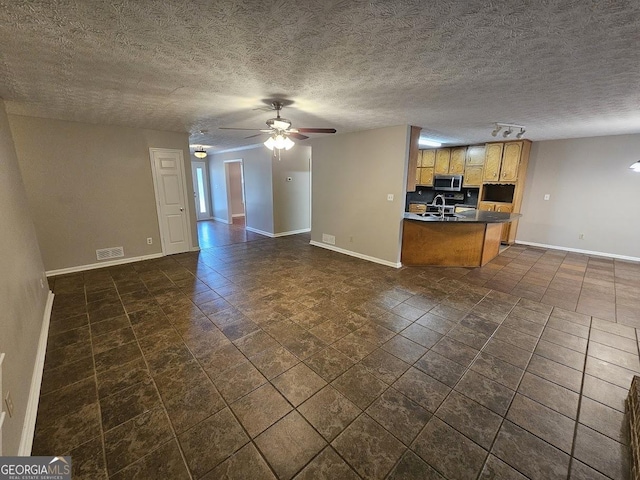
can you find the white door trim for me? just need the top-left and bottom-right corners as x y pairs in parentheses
(149, 148), (193, 255)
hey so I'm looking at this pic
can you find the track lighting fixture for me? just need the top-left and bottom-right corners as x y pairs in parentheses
(491, 123), (526, 140)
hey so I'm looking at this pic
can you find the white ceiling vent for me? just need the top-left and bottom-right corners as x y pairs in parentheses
(96, 246), (124, 261)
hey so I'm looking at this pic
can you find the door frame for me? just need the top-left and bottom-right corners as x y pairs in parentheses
(191, 160), (213, 221)
(149, 148), (194, 255)
(224, 159), (246, 224)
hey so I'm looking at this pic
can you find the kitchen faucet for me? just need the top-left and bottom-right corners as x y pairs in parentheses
(432, 194), (446, 217)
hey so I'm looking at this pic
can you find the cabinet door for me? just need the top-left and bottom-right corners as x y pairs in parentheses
(501, 223), (511, 243)
(421, 150), (436, 167)
(434, 149), (451, 175)
(483, 144), (503, 182)
(463, 165), (483, 186)
(415, 166), (421, 182)
(466, 145), (486, 165)
(495, 203), (512, 213)
(449, 147), (466, 174)
(500, 142), (522, 182)
(478, 202), (495, 211)
(420, 167), (434, 186)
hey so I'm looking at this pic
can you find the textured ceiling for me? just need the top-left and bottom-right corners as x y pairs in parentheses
(1, 0), (640, 151)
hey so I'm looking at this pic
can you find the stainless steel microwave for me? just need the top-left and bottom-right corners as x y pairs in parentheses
(433, 175), (463, 191)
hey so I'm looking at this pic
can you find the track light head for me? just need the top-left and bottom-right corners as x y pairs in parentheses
(491, 125), (501, 137)
(515, 128), (526, 139)
(502, 127), (513, 138)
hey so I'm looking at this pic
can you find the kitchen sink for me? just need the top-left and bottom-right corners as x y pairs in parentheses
(418, 212), (461, 219)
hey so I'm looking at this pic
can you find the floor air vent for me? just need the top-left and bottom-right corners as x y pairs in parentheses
(96, 246), (124, 261)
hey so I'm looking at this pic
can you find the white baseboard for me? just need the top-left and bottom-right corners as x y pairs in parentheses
(18, 290), (54, 456)
(231, 214), (246, 218)
(212, 216), (232, 225)
(245, 227), (311, 238)
(274, 228), (311, 238)
(45, 253), (164, 277)
(190, 247), (201, 252)
(245, 226), (274, 237)
(309, 240), (402, 268)
(515, 241), (640, 263)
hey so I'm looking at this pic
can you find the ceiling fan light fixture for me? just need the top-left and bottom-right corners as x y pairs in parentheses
(629, 161), (640, 172)
(264, 136), (276, 150)
(194, 147), (207, 158)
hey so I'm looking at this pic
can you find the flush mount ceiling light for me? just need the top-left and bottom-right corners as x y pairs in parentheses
(492, 123), (526, 139)
(194, 147), (207, 158)
(418, 137), (442, 147)
(630, 161), (640, 172)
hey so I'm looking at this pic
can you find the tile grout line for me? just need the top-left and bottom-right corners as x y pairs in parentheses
(566, 315), (593, 479)
(110, 268), (195, 480)
(473, 298), (552, 480)
(83, 278), (109, 480)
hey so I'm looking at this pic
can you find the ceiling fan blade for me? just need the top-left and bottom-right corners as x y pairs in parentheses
(219, 127), (265, 131)
(244, 133), (269, 139)
(288, 132), (309, 140)
(296, 128), (337, 134)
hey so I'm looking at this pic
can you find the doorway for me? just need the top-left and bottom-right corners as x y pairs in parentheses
(191, 161), (212, 221)
(149, 148), (192, 255)
(224, 159), (246, 224)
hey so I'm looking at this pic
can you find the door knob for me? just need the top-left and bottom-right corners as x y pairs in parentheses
(180, 207), (184, 211)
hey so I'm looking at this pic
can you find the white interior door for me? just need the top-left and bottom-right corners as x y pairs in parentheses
(191, 161), (211, 221)
(149, 148), (190, 255)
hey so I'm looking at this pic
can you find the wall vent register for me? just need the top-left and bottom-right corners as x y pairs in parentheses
(96, 246), (124, 261)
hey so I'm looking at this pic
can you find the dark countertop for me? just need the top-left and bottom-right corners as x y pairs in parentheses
(404, 210), (521, 224)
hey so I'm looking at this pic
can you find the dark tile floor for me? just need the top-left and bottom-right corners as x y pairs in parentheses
(34, 234), (639, 479)
(197, 217), (263, 249)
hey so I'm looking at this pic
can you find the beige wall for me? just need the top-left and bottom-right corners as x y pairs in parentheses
(228, 162), (245, 216)
(0, 101), (49, 454)
(519, 134), (640, 259)
(272, 145), (311, 234)
(211, 147), (274, 234)
(8, 115), (196, 271)
(309, 125), (410, 265)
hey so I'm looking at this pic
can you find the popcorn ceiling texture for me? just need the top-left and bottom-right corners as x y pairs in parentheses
(1, 0), (639, 150)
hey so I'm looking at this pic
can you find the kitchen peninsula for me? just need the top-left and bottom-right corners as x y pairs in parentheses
(401, 210), (521, 267)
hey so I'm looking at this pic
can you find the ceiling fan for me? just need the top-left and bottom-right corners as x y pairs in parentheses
(219, 101), (336, 151)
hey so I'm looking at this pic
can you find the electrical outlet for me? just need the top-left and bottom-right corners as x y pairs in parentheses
(387, 194), (394, 201)
(5, 392), (14, 418)
(544, 194), (550, 200)
(147, 237), (153, 245)
(579, 233), (584, 240)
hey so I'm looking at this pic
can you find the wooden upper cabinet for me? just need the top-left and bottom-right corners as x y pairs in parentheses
(420, 167), (434, 186)
(449, 147), (466, 174)
(421, 149), (436, 167)
(463, 165), (483, 187)
(500, 142), (522, 182)
(434, 149), (451, 175)
(483, 143), (504, 182)
(466, 145), (486, 165)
